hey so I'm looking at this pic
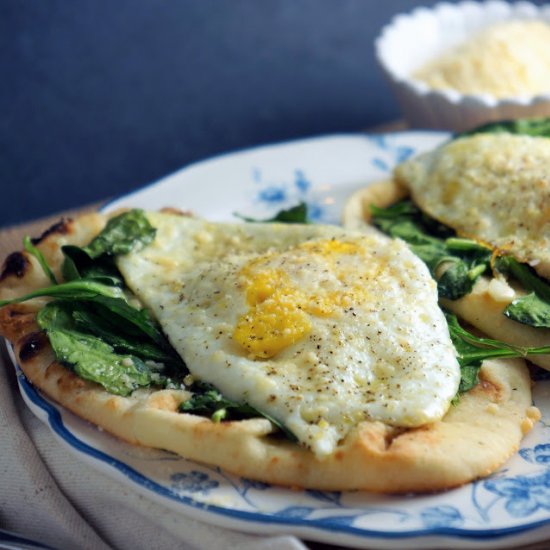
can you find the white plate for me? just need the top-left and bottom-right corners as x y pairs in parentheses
(13, 132), (550, 549)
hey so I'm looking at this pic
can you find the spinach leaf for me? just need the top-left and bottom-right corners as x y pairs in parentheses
(180, 387), (258, 420)
(70, 305), (181, 365)
(181, 382), (297, 441)
(457, 365), (482, 395)
(37, 302), (158, 396)
(23, 236), (58, 285)
(438, 261), (473, 301)
(61, 245), (123, 285)
(446, 312), (550, 394)
(0, 279), (126, 307)
(504, 293), (550, 328)
(373, 203), (550, 328)
(235, 202), (309, 224)
(371, 201), (453, 239)
(92, 295), (172, 349)
(461, 117), (550, 139)
(0, 273), (173, 352)
(495, 255), (550, 301)
(0, 268), (181, 374)
(61, 209), (156, 280)
(6, 214), (188, 396)
(83, 209), (157, 259)
(495, 256), (550, 328)
(371, 201), (491, 299)
(438, 260), (488, 301)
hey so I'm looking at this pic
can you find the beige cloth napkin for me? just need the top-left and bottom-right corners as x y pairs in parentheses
(0, 215), (309, 550)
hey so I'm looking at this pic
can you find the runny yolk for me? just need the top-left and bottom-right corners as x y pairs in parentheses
(232, 239), (374, 359)
(233, 286), (312, 359)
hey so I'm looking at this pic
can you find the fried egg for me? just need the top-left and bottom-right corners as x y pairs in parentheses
(117, 212), (460, 457)
(395, 133), (550, 279)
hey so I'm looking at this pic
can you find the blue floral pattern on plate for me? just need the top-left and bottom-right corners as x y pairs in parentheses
(484, 471), (550, 518)
(171, 471), (219, 494)
(10, 132), (550, 549)
(247, 167), (328, 223)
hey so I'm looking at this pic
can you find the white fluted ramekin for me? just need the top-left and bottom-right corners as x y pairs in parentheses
(375, 1), (550, 131)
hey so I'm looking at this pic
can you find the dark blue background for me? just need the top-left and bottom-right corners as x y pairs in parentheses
(2, 1), (545, 227)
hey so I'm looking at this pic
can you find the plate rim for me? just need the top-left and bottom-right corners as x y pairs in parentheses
(14, 356), (550, 548)
(100, 130), (449, 214)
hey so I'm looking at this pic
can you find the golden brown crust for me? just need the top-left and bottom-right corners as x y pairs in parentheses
(0, 211), (540, 493)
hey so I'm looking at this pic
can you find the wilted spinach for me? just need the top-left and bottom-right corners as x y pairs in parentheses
(371, 201), (492, 299)
(371, 198), (550, 333)
(37, 301), (157, 396)
(235, 202), (309, 224)
(495, 256), (550, 328)
(180, 382), (297, 441)
(447, 312), (550, 394)
(2, 210), (187, 395)
(460, 117), (550, 139)
(61, 209), (156, 282)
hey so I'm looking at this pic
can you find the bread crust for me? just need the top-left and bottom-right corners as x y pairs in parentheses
(0, 212), (540, 493)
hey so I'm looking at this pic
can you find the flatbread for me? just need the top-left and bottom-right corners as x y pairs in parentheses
(0, 212), (540, 493)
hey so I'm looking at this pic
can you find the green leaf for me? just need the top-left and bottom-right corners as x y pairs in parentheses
(446, 312), (550, 395)
(445, 237), (491, 255)
(180, 382), (298, 441)
(92, 296), (171, 349)
(71, 306), (180, 364)
(370, 201), (418, 221)
(23, 236), (58, 285)
(61, 245), (123, 285)
(83, 209), (157, 259)
(461, 117), (550, 138)
(371, 200), (491, 300)
(36, 300), (74, 330)
(37, 303), (156, 396)
(5, 214), (188, 396)
(235, 202), (309, 224)
(60, 246), (83, 282)
(438, 261), (475, 300)
(180, 388), (256, 418)
(495, 255), (550, 302)
(0, 275), (165, 349)
(48, 330), (153, 396)
(60, 210), (156, 281)
(0, 273), (177, 363)
(458, 365), (482, 394)
(0, 279), (125, 308)
(438, 260), (488, 300)
(447, 312), (529, 361)
(505, 293), (550, 328)
(494, 256), (550, 328)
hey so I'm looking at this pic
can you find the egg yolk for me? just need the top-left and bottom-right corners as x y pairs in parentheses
(233, 287), (312, 358)
(233, 239), (376, 358)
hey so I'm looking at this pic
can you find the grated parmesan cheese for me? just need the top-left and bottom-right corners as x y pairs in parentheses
(414, 21), (550, 98)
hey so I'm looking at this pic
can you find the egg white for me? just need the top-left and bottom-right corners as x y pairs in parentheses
(117, 212), (460, 458)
